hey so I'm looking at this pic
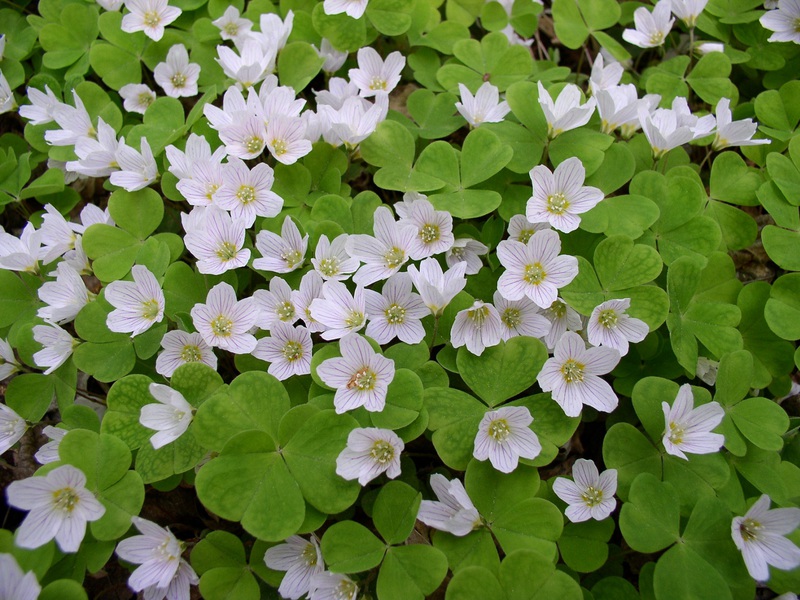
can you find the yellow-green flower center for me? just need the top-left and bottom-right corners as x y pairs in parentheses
(281, 340), (304, 362)
(468, 305), (490, 324)
(523, 263), (546, 285)
(215, 241), (239, 261)
(598, 309), (618, 329)
(281, 249), (303, 269)
(667, 421), (685, 446)
(52, 487), (80, 513)
(384, 304), (406, 325)
(649, 31), (665, 45)
(143, 10), (160, 27)
(488, 418), (511, 442)
(223, 22), (239, 36)
(546, 192), (570, 215)
(138, 92), (154, 108)
(739, 518), (761, 542)
(245, 136), (263, 155)
(518, 229), (534, 244)
(369, 77), (387, 91)
(561, 359), (585, 383)
(171, 73), (186, 88)
(179, 345), (202, 362)
(420, 223), (440, 244)
(210, 315), (234, 337)
(581, 485), (604, 507)
(140, 299), (161, 321)
(383, 247), (406, 269)
(369, 439), (395, 463)
(277, 301), (295, 322)
(272, 139), (288, 156)
(348, 366), (377, 391)
(344, 310), (364, 329)
(319, 257), (340, 277)
(301, 542), (318, 566)
(501, 307), (521, 329)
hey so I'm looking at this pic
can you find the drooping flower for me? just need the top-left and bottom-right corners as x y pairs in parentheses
(121, 0), (182, 41)
(526, 157), (604, 233)
(695, 356), (719, 386)
(311, 234), (359, 281)
(552, 459), (618, 522)
(37, 262), (90, 324)
(493, 291), (551, 341)
(407, 259), (467, 317)
(346, 207), (416, 287)
(622, 0), (675, 48)
(595, 85), (658, 136)
(105, 265), (165, 336)
(0, 403), (27, 456)
(0, 223), (41, 273)
(32, 322), (78, 374)
(446, 238), (488, 275)
(19, 84), (60, 125)
(670, 0), (709, 27)
(451, 300), (503, 356)
(253, 216), (308, 273)
(364, 273), (428, 344)
(349, 48), (405, 97)
(538, 331), (620, 417)
(0, 70), (15, 114)
(315, 38), (348, 73)
(586, 298), (649, 356)
(455, 82), (511, 127)
(638, 105), (698, 159)
(538, 82), (596, 138)
(252, 322), (313, 381)
(731, 495), (800, 581)
(759, 0), (800, 44)
(416, 474), (481, 537)
(0, 337), (21, 381)
(153, 44), (200, 98)
(191, 283), (260, 354)
(662, 384), (725, 460)
(34, 425), (68, 465)
(309, 573), (359, 600)
(0, 553), (41, 600)
(317, 333), (395, 413)
(712, 98), (771, 150)
(6, 464), (106, 552)
(264, 535), (324, 600)
(473, 406), (542, 473)
(155, 330), (217, 377)
(496, 230), (579, 309)
(336, 427), (404, 485)
(141, 384), (194, 449)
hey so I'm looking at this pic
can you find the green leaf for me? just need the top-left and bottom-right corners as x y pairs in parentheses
(460, 128), (513, 188)
(704, 200), (757, 251)
(372, 369), (424, 430)
(108, 187), (164, 240)
(446, 566), (504, 600)
(320, 521), (386, 573)
(619, 473), (680, 553)
(89, 41), (141, 90)
(466, 459), (540, 518)
(549, 129), (613, 177)
(101, 375), (153, 450)
(39, 3), (98, 70)
(654, 544), (733, 600)
(373, 481), (423, 545)
(361, 120), (416, 169)
(81, 224), (140, 283)
(377, 545), (449, 600)
(425, 388), (487, 470)
(40, 580), (88, 600)
(686, 52), (738, 106)
(558, 519), (614, 573)
(191, 530), (246, 574)
(456, 337), (546, 407)
(512, 394), (580, 466)
(713, 350), (753, 406)
(135, 431), (206, 484)
(730, 397), (789, 451)
(491, 498), (562, 558)
(407, 89), (464, 140)
(366, 0), (414, 35)
(584, 142), (635, 194)
(765, 273), (800, 341)
(434, 529), (500, 575)
(762, 225), (800, 271)
(500, 549), (583, 600)
(603, 423), (661, 499)
(199, 568), (260, 600)
(429, 189), (503, 219)
(594, 236), (663, 291)
(311, 3), (366, 52)
(767, 152), (800, 206)
(0, 271), (40, 328)
(710, 151), (762, 206)
(5, 373), (54, 422)
(277, 42), (324, 92)
(72, 340), (136, 383)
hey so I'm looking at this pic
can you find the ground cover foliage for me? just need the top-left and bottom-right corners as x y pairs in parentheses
(0, 0), (800, 598)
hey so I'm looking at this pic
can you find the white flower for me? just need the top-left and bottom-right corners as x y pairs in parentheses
(311, 234), (359, 281)
(622, 0), (675, 48)
(496, 230), (579, 309)
(37, 262), (90, 324)
(507, 214), (550, 244)
(121, 0), (182, 41)
(552, 459), (617, 522)
(0, 223), (41, 273)
(97, 0), (124, 10)
(253, 322), (312, 381)
(349, 48), (405, 97)
(39, 204), (81, 265)
(316, 38), (348, 73)
(595, 85), (656, 136)
(253, 277), (298, 330)
(34, 426), (68, 465)
(638, 105), (696, 159)
(713, 98), (771, 150)
(0, 403), (27, 455)
(661, 383), (724, 460)
(696, 41), (725, 54)
(538, 331), (620, 417)
(105, 265), (165, 337)
(731, 495), (800, 581)
(0, 70), (14, 114)
(19, 84), (59, 125)
(6, 464), (105, 552)
(109, 138), (158, 192)
(671, 0), (709, 27)
(760, 0), (800, 43)
(0, 553), (41, 600)
(321, 95), (388, 148)
(293, 271), (326, 333)
(473, 406), (541, 473)
(140, 384), (194, 449)
(399, 198), (454, 260)
(216, 41), (273, 89)
(257, 10), (294, 50)
(538, 82), (596, 139)
(451, 300), (502, 356)
(216, 158), (283, 227)
(587, 298), (649, 356)
(394, 191), (425, 219)
(317, 333), (395, 413)
(116, 517), (198, 595)
(154, 44), (200, 98)
(455, 82), (511, 127)
(493, 291), (551, 341)
(324, 0), (368, 18)
(67, 118), (124, 179)
(0, 337), (20, 381)
(254, 216), (308, 273)
(310, 573), (358, 600)
(191, 282), (260, 354)
(526, 158), (604, 233)
(407, 258), (467, 317)
(45, 90), (94, 147)
(364, 273), (428, 344)
(446, 238), (488, 275)
(588, 53), (623, 94)
(266, 116), (312, 165)
(417, 474), (481, 536)
(212, 6), (252, 41)
(183, 206), (250, 275)
(336, 427), (403, 485)
(264, 535), (324, 600)
(33, 322), (78, 375)
(155, 330), (217, 377)
(166, 133), (225, 181)
(695, 356), (719, 386)
(672, 96), (716, 139)
(346, 207), (416, 287)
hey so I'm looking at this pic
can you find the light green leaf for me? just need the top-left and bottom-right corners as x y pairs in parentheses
(619, 473), (680, 553)
(320, 521), (386, 573)
(377, 545), (449, 600)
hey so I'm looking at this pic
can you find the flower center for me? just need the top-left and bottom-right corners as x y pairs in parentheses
(271, 139), (288, 156)
(795, 17), (800, 33)
(468, 305), (490, 324)
(369, 77), (387, 91)
(450, 247), (465, 260)
(215, 241), (239, 261)
(581, 485), (604, 507)
(548, 299), (567, 319)
(344, 310), (364, 329)
(523, 263), (546, 285)
(276, 301), (295, 322)
(143, 10), (160, 27)
(236, 185), (257, 205)
(301, 542), (318, 566)
(319, 257), (340, 277)
(369, 439), (395, 463)
(205, 182), (220, 201)
(281, 248), (303, 269)
(560, 359), (585, 383)
(336, 579), (358, 600)
(171, 73), (186, 88)
(245, 136), (263, 155)
(138, 92), (154, 108)
(140, 298), (161, 321)
(546, 192), (570, 215)
(2, 417), (22, 435)
(223, 22), (239, 36)
(488, 418), (511, 442)
(667, 421), (685, 445)
(348, 366), (377, 391)
(179, 345), (202, 362)
(649, 31), (665, 45)
(384, 304), (406, 324)
(281, 340), (304, 362)
(52, 487), (80, 513)
(383, 247), (406, 269)
(210, 314), (234, 337)
(598, 309), (618, 329)
(518, 229), (534, 244)
(501, 307), (521, 329)
(420, 223), (440, 244)
(739, 518), (761, 542)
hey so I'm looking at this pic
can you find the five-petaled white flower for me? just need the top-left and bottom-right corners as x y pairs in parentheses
(493, 291), (552, 341)
(310, 572), (359, 600)
(451, 300), (503, 356)
(399, 198), (454, 260)
(364, 273), (428, 344)
(323, 0), (368, 18)
(37, 262), (90, 324)
(336, 427), (404, 485)
(349, 48), (405, 97)
(661, 383), (724, 460)
(526, 158), (604, 233)
(731, 494), (800, 582)
(119, 83), (156, 114)
(105, 265), (165, 336)
(254, 216), (308, 273)
(264, 535), (324, 600)
(121, 0), (182, 41)
(312, 234), (359, 281)
(473, 406), (542, 473)
(317, 333), (395, 413)
(588, 53), (623, 94)
(153, 44), (200, 98)
(552, 459), (618, 523)
(622, 0), (675, 48)
(455, 82), (511, 127)
(7, 464), (106, 552)
(712, 97), (771, 150)
(191, 282), (260, 354)
(266, 117), (313, 165)
(538, 331), (620, 417)
(252, 322), (313, 381)
(0, 553), (41, 600)
(34, 425), (68, 465)
(760, 0), (800, 44)
(407, 259), (467, 317)
(212, 6), (252, 40)
(0, 403), (27, 456)
(183, 206), (250, 275)
(587, 298), (649, 356)
(508, 213), (550, 245)
(538, 82), (596, 139)
(33, 322), (78, 375)
(253, 276), (298, 330)
(670, 0), (709, 27)
(309, 280), (368, 340)
(446, 238), (487, 275)
(416, 474), (482, 536)
(496, 230), (579, 309)
(216, 158), (283, 227)
(140, 383), (194, 449)
(347, 207), (416, 287)
(155, 330), (217, 377)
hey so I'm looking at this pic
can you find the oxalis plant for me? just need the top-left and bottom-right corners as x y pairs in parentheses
(0, 0), (799, 598)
